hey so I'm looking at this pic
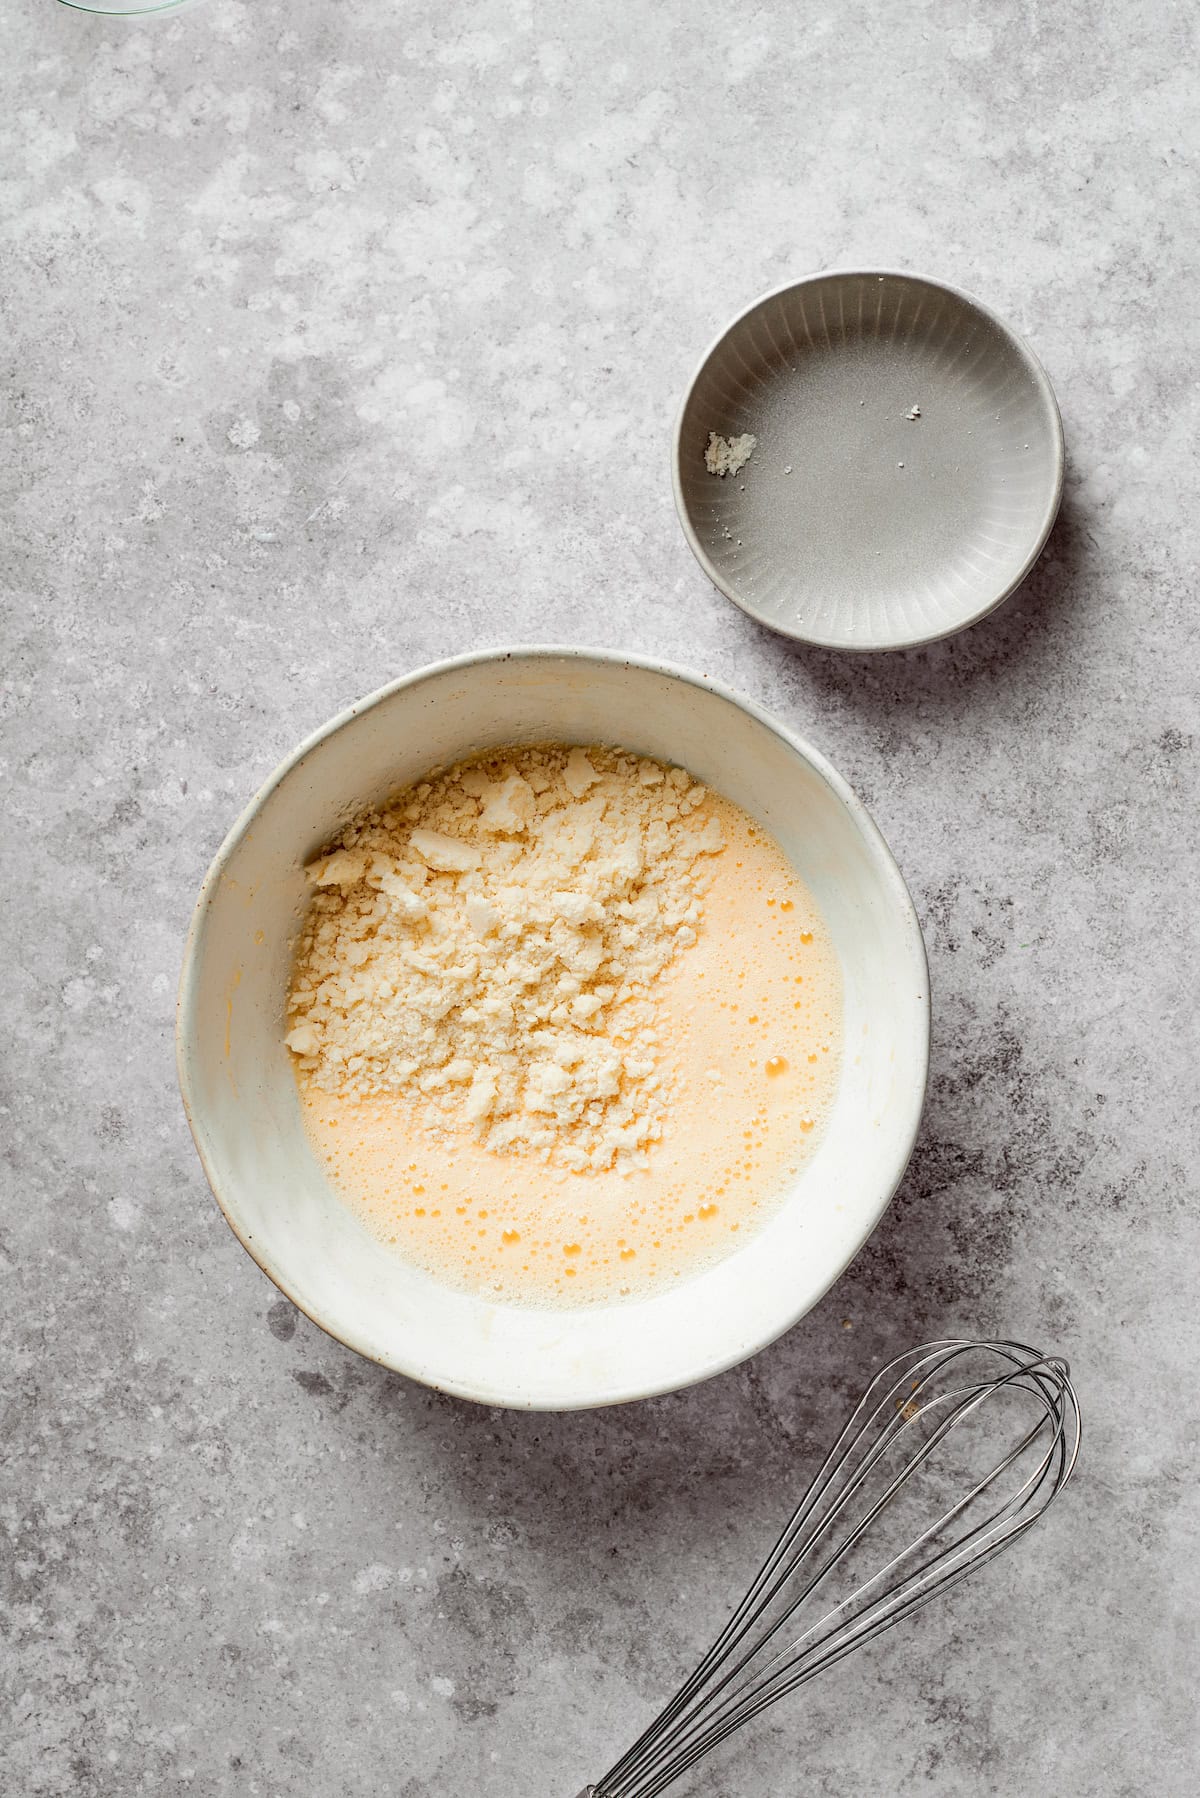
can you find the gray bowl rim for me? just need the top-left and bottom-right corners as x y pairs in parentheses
(671, 267), (1066, 653)
(176, 645), (931, 1409)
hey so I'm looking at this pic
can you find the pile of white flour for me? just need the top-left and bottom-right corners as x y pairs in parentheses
(286, 746), (727, 1173)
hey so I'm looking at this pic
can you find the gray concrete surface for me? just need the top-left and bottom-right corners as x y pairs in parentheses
(4, 2), (1198, 1793)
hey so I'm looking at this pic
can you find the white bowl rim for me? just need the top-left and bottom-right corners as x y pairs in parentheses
(176, 645), (931, 1407)
(671, 266), (1066, 654)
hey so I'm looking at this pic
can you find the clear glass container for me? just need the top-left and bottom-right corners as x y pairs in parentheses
(57, 0), (201, 15)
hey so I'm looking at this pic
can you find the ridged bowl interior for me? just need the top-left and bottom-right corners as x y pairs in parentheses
(673, 272), (1064, 651)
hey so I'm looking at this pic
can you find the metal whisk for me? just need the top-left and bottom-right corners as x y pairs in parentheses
(574, 1338), (1080, 1798)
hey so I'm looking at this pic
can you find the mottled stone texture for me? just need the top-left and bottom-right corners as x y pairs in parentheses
(3, 2), (1198, 1794)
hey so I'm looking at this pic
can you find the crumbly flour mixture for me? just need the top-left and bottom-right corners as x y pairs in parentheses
(287, 746), (728, 1174)
(705, 430), (757, 477)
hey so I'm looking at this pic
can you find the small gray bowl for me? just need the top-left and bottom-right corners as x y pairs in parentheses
(673, 270), (1064, 651)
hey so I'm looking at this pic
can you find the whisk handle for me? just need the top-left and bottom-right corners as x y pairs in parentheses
(572, 1788), (598, 1796)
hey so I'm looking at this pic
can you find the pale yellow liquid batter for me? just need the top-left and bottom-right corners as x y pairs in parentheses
(298, 795), (841, 1307)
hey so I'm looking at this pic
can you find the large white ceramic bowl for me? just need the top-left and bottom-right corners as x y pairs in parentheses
(177, 648), (929, 1409)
